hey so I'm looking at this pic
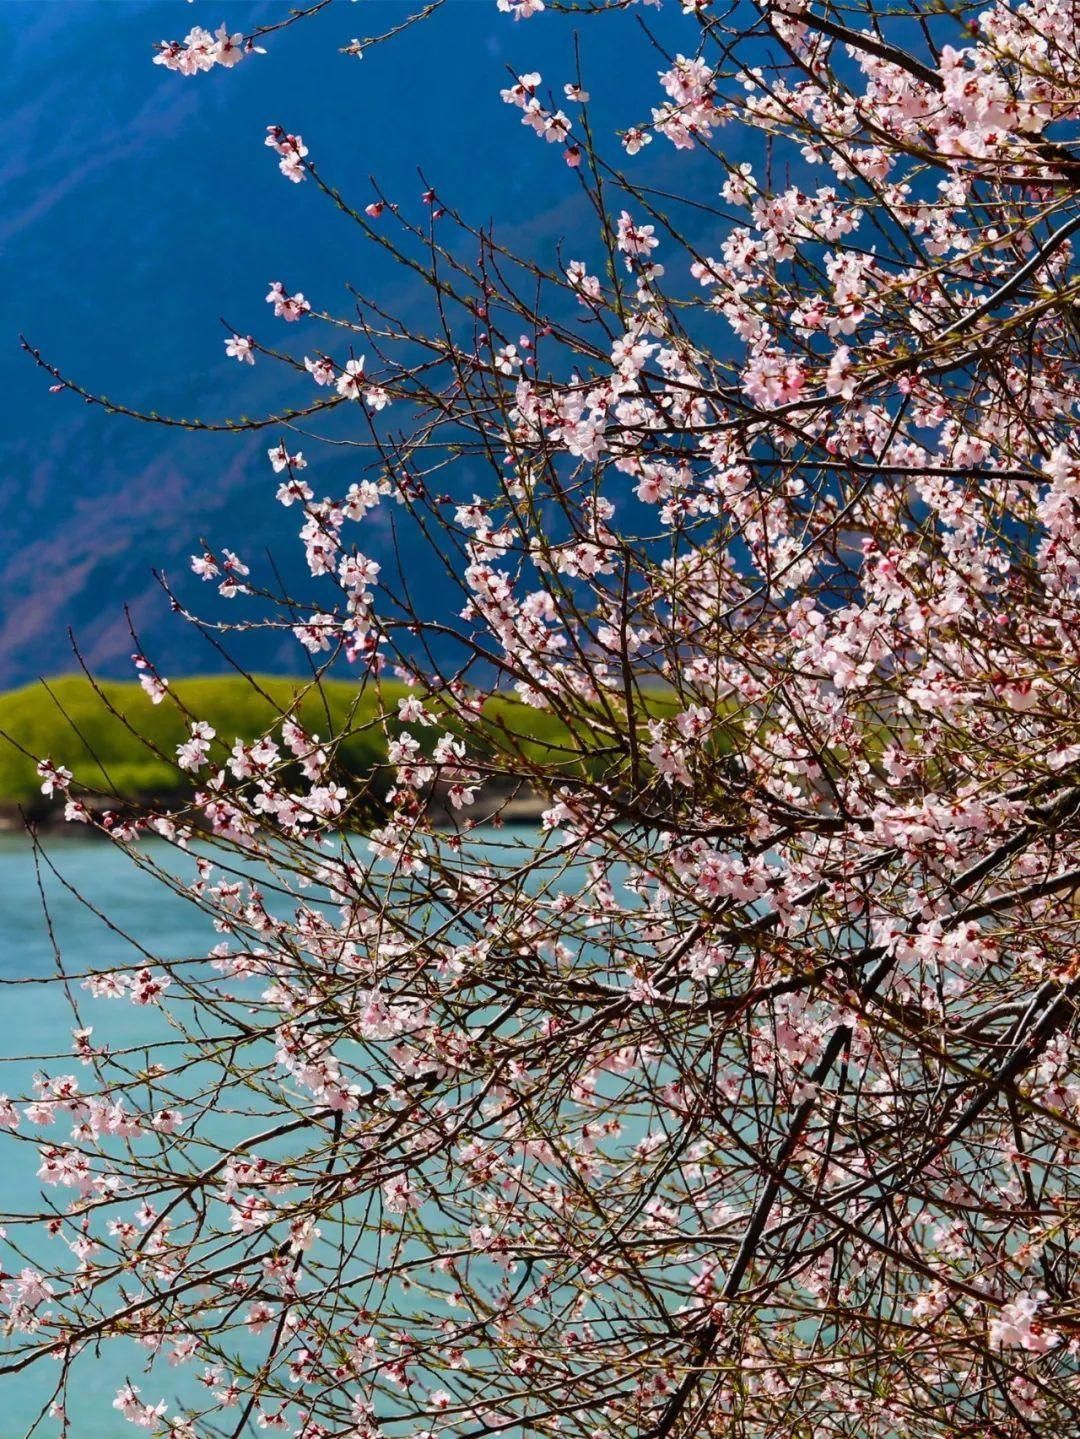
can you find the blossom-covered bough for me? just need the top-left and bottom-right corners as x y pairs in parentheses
(10, 0), (1080, 1434)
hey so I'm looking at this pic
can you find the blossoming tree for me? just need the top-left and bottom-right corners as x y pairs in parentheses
(10, 0), (1080, 1434)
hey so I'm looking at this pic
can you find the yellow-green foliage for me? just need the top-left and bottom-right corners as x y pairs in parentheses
(457, 689), (686, 778)
(0, 674), (700, 811)
(0, 675), (390, 809)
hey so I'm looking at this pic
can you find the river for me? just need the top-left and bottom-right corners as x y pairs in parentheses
(0, 833), (226, 1434)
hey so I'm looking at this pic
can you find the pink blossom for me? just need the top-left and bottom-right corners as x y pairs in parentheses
(36, 759), (72, 797)
(265, 281), (311, 321)
(336, 357), (366, 399)
(989, 1290), (1061, 1353)
(113, 1384), (168, 1428)
(225, 334), (254, 364)
(497, 0), (545, 17)
(265, 125), (309, 183)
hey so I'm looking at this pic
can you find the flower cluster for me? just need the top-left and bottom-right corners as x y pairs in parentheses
(153, 24), (250, 75)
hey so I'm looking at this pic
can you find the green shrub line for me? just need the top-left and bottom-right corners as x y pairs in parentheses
(0, 675), (691, 815)
(0, 675), (377, 811)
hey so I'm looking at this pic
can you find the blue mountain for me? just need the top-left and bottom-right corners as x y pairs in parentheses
(1, 0), (704, 686)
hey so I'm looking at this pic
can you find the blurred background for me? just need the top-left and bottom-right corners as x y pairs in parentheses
(1, 0), (692, 686)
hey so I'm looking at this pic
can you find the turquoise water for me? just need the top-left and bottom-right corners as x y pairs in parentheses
(0, 829), (563, 1438)
(0, 834), (238, 1436)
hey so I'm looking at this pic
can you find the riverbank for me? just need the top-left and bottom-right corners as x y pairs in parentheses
(0, 674), (580, 834)
(0, 673), (602, 827)
(0, 778), (553, 835)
